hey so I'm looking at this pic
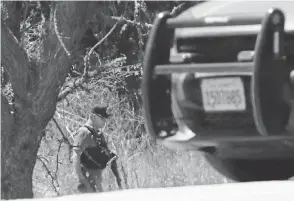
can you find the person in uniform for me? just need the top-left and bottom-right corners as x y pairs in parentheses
(72, 104), (122, 193)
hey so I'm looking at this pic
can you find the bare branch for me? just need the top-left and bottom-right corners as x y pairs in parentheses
(110, 16), (152, 29)
(55, 140), (63, 178)
(53, 7), (71, 57)
(110, 2), (190, 31)
(58, 29), (122, 102)
(57, 65), (110, 101)
(86, 22), (119, 66)
(32, 2), (98, 119)
(83, 21), (119, 81)
(37, 155), (50, 164)
(52, 2), (97, 58)
(52, 117), (73, 147)
(37, 155), (60, 196)
(52, 116), (81, 164)
(57, 77), (87, 101)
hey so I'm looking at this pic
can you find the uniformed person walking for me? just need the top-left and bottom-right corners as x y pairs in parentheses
(72, 105), (122, 193)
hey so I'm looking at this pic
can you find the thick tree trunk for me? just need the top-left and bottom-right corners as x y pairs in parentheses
(1, 2), (97, 199)
(1, 97), (45, 199)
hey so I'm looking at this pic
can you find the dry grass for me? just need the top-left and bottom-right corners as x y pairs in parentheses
(32, 83), (231, 198)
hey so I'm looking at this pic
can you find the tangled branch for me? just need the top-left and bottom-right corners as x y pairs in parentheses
(52, 116), (77, 163)
(57, 2), (187, 103)
(37, 155), (60, 196)
(53, 5), (71, 57)
(52, 117), (73, 146)
(58, 22), (120, 101)
(110, 15), (152, 29)
(83, 21), (120, 80)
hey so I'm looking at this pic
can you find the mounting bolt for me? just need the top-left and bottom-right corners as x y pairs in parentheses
(182, 53), (192, 61)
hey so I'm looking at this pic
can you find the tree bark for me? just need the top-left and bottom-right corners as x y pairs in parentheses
(1, 95), (43, 198)
(1, 2), (97, 199)
(2, 1), (22, 40)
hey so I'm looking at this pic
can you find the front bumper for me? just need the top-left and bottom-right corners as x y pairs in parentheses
(158, 66), (294, 159)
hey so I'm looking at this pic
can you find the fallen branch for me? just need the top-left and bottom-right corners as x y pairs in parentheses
(37, 155), (60, 196)
(52, 116), (78, 163)
(54, 140), (63, 178)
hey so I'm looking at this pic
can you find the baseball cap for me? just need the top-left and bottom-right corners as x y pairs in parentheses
(91, 104), (111, 118)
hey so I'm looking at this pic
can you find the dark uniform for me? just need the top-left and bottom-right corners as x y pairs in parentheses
(73, 106), (122, 193)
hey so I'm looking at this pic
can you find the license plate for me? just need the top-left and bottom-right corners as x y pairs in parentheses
(201, 77), (246, 112)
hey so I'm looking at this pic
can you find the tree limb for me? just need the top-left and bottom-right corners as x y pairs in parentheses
(83, 21), (119, 81)
(1, 18), (31, 102)
(57, 77), (88, 102)
(58, 43), (123, 102)
(52, 117), (73, 147)
(32, 2), (98, 119)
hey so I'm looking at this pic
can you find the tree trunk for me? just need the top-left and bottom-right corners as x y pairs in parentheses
(1, 96), (45, 199)
(1, 2), (98, 199)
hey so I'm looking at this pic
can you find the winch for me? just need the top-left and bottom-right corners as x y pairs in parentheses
(142, 1), (294, 182)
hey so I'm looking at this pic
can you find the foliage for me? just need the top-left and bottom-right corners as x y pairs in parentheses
(1, 1), (200, 104)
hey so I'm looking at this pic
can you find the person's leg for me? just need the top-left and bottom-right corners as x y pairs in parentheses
(77, 167), (95, 193)
(77, 183), (92, 193)
(88, 169), (104, 192)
